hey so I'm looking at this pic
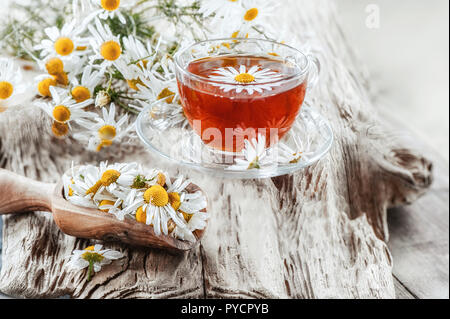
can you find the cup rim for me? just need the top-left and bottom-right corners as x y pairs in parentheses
(173, 37), (311, 87)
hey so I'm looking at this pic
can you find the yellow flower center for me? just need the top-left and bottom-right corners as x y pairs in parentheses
(51, 121), (69, 137)
(157, 88), (175, 103)
(37, 78), (57, 97)
(235, 73), (255, 83)
(0, 81), (13, 100)
(52, 105), (71, 123)
(101, 169), (121, 185)
(168, 192), (181, 211)
(144, 185), (169, 207)
(98, 125), (116, 140)
(98, 125), (117, 140)
(244, 8), (259, 21)
(45, 57), (64, 75)
(96, 139), (113, 152)
(181, 210), (193, 223)
(137, 59), (149, 70)
(53, 72), (69, 86)
(156, 172), (166, 187)
(81, 250), (104, 263)
(99, 199), (115, 212)
(71, 86), (91, 103)
(136, 206), (146, 224)
(127, 78), (145, 91)
(86, 169), (121, 196)
(100, 40), (121, 61)
(68, 187), (74, 196)
(101, 0), (120, 11)
(54, 37), (74, 56)
(247, 156), (261, 169)
(268, 52), (279, 57)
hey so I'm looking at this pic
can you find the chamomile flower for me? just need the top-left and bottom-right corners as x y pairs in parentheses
(34, 20), (88, 61)
(78, 162), (139, 200)
(277, 122), (314, 164)
(66, 164), (119, 207)
(122, 35), (157, 67)
(208, 64), (283, 94)
(34, 86), (95, 125)
(35, 73), (58, 97)
(131, 71), (178, 110)
(108, 169), (165, 219)
(0, 58), (26, 110)
(85, 0), (132, 25)
(240, 0), (277, 27)
(229, 134), (274, 170)
(114, 59), (147, 91)
(166, 176), (208, 242)
(116, 173), (197, 238)
(63, 168), (100, 208)
(67, 244), (124, 281)
(88, 19), (122, 65)
(114, 35), (159, 90)
(138, 184), (188, 237)
(74, 103), (135, 152)
(70, 65), (106, 103)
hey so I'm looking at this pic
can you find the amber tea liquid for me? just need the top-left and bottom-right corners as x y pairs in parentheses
(177, 55), (307, 152)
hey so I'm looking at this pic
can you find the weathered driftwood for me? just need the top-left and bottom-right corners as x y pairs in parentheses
(0, 0), (432, 298)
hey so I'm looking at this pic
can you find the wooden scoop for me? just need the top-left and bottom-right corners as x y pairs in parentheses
(0, 168), (207, 251)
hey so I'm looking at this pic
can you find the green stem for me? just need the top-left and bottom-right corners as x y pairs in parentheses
(87, 261), (94, 282)
(114, 98), (140, 115)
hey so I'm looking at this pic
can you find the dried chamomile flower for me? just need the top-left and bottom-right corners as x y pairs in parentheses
(67, 244), (124, 281)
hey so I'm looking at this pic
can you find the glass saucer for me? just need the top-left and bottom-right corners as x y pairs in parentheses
(136, 102), (333, 179)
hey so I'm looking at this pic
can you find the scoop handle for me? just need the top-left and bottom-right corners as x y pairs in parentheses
(0, 169), (54, 214)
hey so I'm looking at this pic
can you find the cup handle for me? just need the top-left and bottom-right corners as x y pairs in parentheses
(307, 54), (321, 89)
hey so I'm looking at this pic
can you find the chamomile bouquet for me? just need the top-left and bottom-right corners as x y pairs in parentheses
(1, 0), (284, 152)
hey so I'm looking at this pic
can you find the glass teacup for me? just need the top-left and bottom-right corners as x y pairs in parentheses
(174, 38), (319, 153)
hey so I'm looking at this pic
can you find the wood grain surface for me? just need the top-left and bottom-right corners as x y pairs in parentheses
(0, 0), (444, 299)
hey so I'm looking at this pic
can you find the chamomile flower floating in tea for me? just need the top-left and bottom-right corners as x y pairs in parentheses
(0, 58), (25, 110)
(67, 244), (124, 281)
(208, 64), (284, 94)
(63, 162), (208, 242)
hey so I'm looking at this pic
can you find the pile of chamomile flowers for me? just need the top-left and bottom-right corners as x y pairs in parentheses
(63, 162), (208, 242)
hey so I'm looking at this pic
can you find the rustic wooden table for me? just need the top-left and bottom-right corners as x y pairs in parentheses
(0, 0), (448, 299)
